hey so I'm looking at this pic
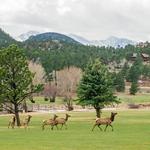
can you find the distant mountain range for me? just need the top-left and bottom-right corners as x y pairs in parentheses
(68, 34), (92, 45)
(15, 31), (137, 48)
(92, 36), (137, 48)
(69, 34), (137, 48)
(0, 28), (137, 48)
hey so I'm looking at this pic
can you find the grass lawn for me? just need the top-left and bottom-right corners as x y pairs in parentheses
(0, 110), (150, 150)
(117, 93), (150, 104)
(27, 97), (64, 105)
(29, 93), (150, 106)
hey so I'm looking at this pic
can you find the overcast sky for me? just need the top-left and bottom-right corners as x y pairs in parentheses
(0, 0), (150, 41)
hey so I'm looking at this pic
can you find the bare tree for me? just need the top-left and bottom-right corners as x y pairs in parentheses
(28, 61), (46, 85)
(43, 83), (57, 102)
(57, 67), (82, 111)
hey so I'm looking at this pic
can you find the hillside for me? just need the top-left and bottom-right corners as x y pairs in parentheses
(0, 28), (149, 82)
(0, 28), (17, 48)
(26, 32), (81, 45)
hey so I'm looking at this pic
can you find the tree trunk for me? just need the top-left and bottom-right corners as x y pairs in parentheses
(23, 100), (28, 112)
(54, 70), (57, 86)
(95, 107), (101, 118)
(14, 103), (21, 126)
(50, 95), (56, 102)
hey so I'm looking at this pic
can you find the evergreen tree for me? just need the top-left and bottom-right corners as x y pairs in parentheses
(130, 81), (139, 95)
(114, 72), (125, 92)
(127, 58), (143, 82)
(0, 45), (43, 126)
(77, 59), (119, 118)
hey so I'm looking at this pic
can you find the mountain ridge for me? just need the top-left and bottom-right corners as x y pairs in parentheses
(68, 34), (137, 48)
(26, 32), (81, 45)
(16, 31), (40, 41)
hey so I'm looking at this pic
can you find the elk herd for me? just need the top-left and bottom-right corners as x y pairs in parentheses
(7, 112), (118, 132)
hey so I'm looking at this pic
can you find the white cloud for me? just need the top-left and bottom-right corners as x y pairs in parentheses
(0, 0), (150, 41)
(57, 0), (71, 15)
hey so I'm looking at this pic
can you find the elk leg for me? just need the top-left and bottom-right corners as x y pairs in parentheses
(42, 124), (45, 130)
(12, 123), (15, 129)
(8, 122), (10, 128)
(55, 124), (59, 130)
(51, 125), (54, 130)
(64, 123), (67, 129)
(109, 124), (114, 131)
(92, 124), (97, 131)
(24, 124), (27, 130)
(11, 123), (14, 129)
(60, 124), (63, 130)
(104, 125), (108, 132)
(98, 124), (102, 131)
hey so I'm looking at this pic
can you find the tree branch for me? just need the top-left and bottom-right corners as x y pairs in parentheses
(2, 103), (15, 113)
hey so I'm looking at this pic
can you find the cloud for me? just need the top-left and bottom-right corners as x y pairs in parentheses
(0, 0), (150, 41)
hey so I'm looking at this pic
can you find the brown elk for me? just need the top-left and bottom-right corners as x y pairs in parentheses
(42, 114), (58, 130)
(92, 112), (117, 131)
(22, 115), (32, 129)
(55, 114), (71, 130)
(8, 115), (16, 129)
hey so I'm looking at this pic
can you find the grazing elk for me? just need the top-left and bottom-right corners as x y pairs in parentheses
(8, 115), (16, 129)
(42, 114), (58, 130)
(55, 114), (71, 130)
(22, 115), (32, 129)
(92, 112), (117, 131)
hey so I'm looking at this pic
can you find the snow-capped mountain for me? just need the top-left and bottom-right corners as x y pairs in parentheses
(91, 36), (137, 48)
(16, 30), (137, 48)
(68, 34), (92, 45)
(16, 31), (40, 41)
(68, 34), (137, 48)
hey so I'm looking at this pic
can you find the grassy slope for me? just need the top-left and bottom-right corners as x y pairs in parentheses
(0, 110), (150, 150)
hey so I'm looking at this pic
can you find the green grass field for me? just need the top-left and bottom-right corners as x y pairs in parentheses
(29, 93), (150, 106)
(117, 93), (150, 104)
(0, 110), (150, 150)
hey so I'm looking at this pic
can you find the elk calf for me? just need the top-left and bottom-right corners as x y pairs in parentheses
(22, 115), (32, 129)
(8, 115), (16, 129)
(55, 114), (71, 130)
(92, 112), (117, 131)
(42, 114), (58, 130)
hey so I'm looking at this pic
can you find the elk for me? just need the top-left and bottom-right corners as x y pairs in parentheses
(22, 115), (32, 129)
(8, 115), (16, 129)
(42, 114), (58, 130)
(55, 114), (71, 130)
(92, 112), (117, 131)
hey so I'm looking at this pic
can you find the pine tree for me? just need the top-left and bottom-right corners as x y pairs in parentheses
(130, 81), (139, 95)
(0, 45), (43, 126)
(114, 72), (125, 92)
(77, 59), (119, 118)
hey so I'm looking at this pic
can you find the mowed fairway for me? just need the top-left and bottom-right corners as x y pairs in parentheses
(0, 110), (150, 150)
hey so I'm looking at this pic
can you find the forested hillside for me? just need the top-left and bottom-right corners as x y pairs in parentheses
(26, 32), (81, 44)
(0, 28), (18, 48)
(0, 28), (150, 84)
